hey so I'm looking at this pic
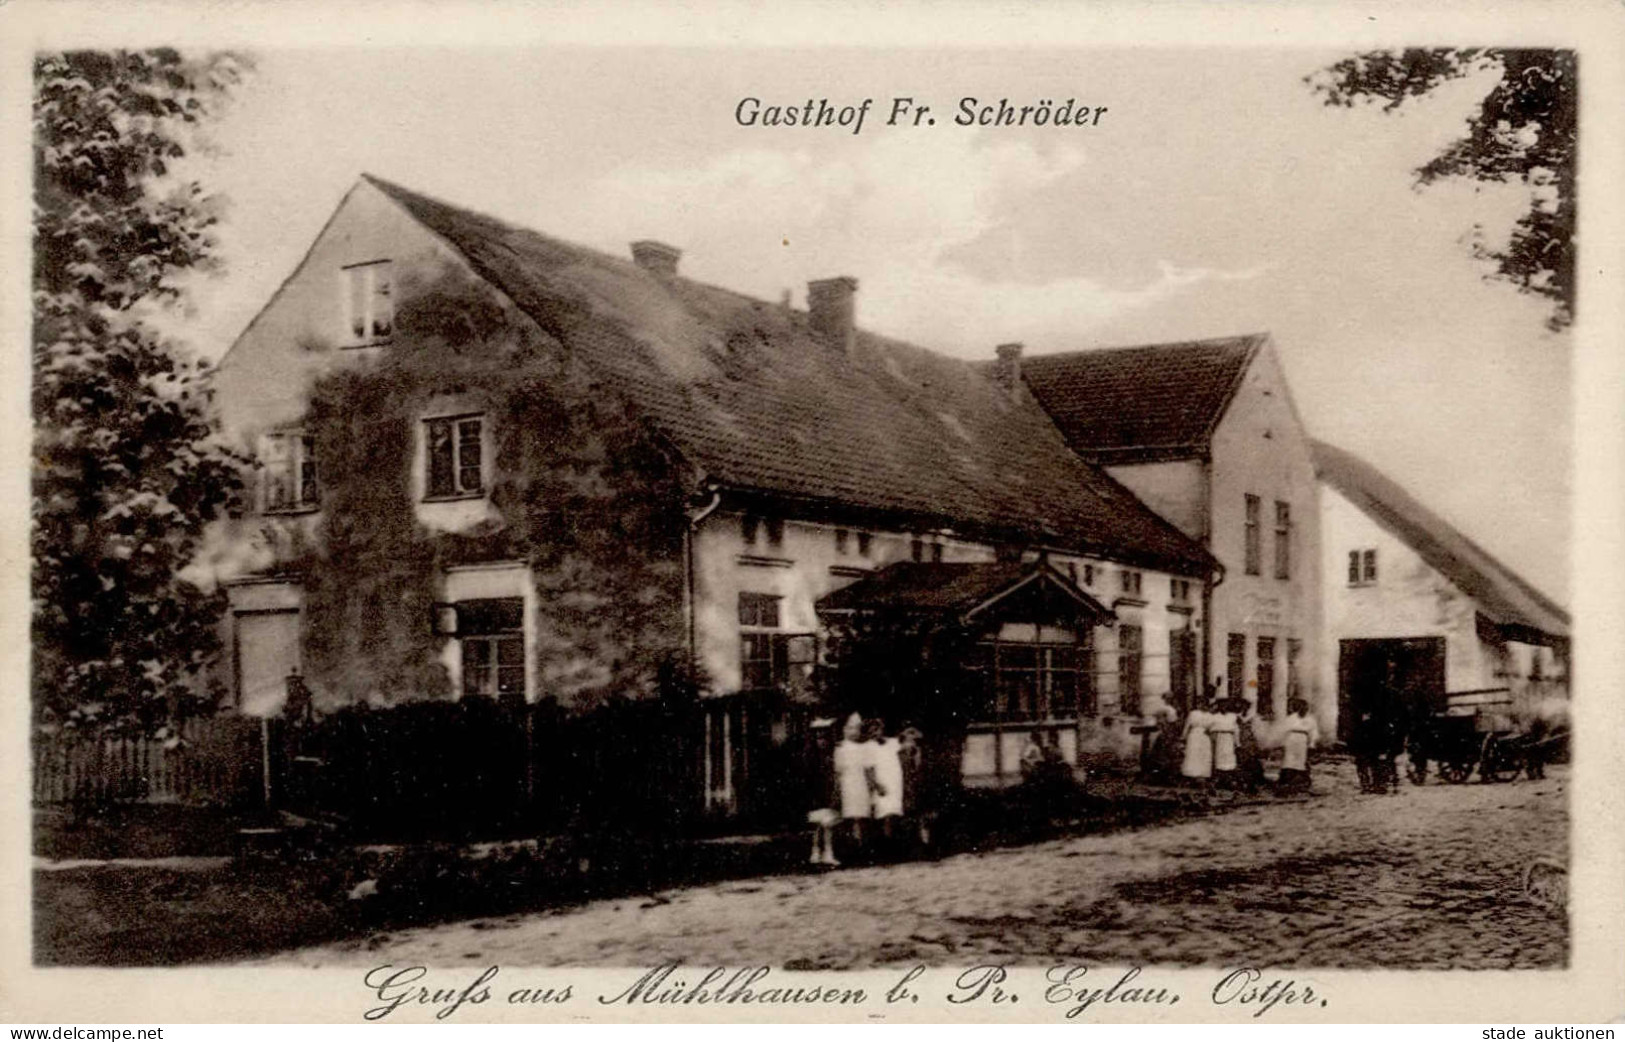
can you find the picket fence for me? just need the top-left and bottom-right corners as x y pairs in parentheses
(32, 715), (265, 807)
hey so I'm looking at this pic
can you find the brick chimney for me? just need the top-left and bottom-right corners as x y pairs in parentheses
(630, 240), (682, 277)
(807, 276), (858, 356)
(993, 342), (1024, 398)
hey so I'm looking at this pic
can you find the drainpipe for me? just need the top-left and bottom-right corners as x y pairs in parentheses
(684, 483), (723, 679)
(1203, 559), (1227, 700)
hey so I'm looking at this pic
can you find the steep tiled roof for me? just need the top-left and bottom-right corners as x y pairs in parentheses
(1017, 335), (1265, 463)
(363, 175), (1215, 576)
(1312, 439), (1569, 641)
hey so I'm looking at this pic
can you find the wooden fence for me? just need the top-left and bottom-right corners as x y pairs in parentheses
(32, 715), (265, 807)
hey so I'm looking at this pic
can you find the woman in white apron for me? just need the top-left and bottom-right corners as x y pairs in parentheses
(1181, 699), (1214, 783)
(1277, 698), (1319, 794)
(1209, 700), (1240, 787)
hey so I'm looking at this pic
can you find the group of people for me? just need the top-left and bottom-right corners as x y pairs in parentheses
(1146, 683), (1321, 795)
(808, 712), (926, 866)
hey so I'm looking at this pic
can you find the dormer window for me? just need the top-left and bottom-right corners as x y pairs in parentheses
(261, 430), (318, 513)
(342, 260), (393, 345)
(425, 414), (485, 499)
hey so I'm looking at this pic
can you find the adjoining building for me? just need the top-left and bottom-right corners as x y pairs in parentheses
(1313, 439), (1569, 740)
(1013, 336), (1326, 734)
(199, 175), (1220, 818)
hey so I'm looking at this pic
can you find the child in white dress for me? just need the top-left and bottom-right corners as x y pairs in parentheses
(833, 713), (872, 848)
(870, 725), (905, 821)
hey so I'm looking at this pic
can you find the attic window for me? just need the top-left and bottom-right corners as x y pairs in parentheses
(1348, 549), (1377, 586)
(342, 260), (393, 345)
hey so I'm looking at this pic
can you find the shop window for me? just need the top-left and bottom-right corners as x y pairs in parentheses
(966, 629), (1093, 722)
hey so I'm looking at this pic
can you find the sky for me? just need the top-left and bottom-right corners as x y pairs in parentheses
(167, 46), (1571, 605)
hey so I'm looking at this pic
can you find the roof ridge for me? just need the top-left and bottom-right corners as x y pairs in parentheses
(1021, 331), (1270, 364)
(364, 173), (820, 337)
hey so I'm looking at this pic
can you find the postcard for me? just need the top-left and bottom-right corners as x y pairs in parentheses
(2, 0), (1622, 1025)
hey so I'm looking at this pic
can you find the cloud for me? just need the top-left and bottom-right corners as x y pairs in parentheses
(570, 135), (1264, 357)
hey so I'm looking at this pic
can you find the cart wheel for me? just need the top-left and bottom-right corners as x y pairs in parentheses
(1439, 761), (1471, 784)
(1480, 736), (1522, 783)
(1523, 858), (1566, 911)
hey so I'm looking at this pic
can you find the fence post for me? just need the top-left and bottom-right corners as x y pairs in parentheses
(260, 717), (273, 808)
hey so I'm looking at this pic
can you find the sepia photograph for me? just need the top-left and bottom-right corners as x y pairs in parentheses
(8, 1), (1624, 1026)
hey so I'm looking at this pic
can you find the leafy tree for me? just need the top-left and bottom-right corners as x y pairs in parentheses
(1309, 49), (1576, 330)
(33, 49), (250, 731)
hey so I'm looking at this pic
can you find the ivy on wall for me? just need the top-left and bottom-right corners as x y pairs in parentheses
(287, 263), (692, 710)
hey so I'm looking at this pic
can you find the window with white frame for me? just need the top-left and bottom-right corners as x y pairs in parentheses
(342, 260), (393, 345)
(425, 414), (485, 499)
(737, 591), (814, 693)
(261, 430), (318, 512)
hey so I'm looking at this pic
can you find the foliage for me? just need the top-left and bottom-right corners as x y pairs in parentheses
(33, 49), (252, 731)
(1308, 49), (1576, 330)
(288, 264), (693, 709)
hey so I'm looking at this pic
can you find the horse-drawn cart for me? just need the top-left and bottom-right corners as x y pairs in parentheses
(1407, 689), (1527, 785)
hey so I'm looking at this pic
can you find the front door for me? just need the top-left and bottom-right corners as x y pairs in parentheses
(235, 609), (301, 717)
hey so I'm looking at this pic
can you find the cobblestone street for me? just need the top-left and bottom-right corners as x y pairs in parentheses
(270, 762), (1567, 971)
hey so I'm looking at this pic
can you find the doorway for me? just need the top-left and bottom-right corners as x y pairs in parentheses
(1336, 637), (1445, 743)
